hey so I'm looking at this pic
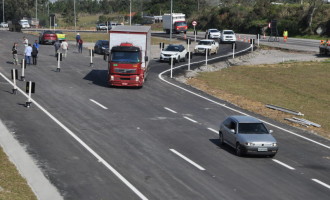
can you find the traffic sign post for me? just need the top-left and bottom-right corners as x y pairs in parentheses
(192, 21), (197, 42)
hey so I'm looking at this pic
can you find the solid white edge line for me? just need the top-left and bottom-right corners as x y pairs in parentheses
(164, 107), (177, 113)
(312, 179), (330, 189)
(272, 159), (295, 170)
(170, 149), (206, 171)
(0, 72), (148, 200)
(183, 116), (198, 123)
(158, 47), (330, 150)
(90, 99), (108, 110)
(207, 128), (219, 134)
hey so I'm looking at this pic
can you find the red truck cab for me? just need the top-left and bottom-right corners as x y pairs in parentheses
(174, 21), (187, 33)
(108, 43), (147, 87)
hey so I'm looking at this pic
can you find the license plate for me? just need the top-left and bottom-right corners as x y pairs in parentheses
(122, 82), (128, 85)
(258, 148), (268, 152)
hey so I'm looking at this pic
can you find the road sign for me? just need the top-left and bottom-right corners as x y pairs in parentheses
(192, 21), (197, 26)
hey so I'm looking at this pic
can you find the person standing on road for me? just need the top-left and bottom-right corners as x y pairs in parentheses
(61, 39), (69, 58)
(283, 29), (288, 42)
(78, 39), (83, 53)
(54, 40), (61, 56)
(31, 44), (38, 65)
(23, 36), (28, 52)
(33, 40), (39, 51)
(12, 43), (18, 65)
(25, 44), (32, 65)
(76, 33), (81, 47)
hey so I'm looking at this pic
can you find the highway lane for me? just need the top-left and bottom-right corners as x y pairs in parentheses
(0, 31), (329, 199)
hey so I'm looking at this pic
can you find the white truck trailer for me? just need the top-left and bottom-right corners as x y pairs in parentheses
(108, 25), (151, 87)
(162, 13), (188, 34)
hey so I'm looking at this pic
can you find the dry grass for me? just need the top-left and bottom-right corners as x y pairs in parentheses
(187, 61), (330, 139)
(0, 147), (37, 200)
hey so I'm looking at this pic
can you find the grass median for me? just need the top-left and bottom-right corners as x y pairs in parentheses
(187, 59), (330, 138)
(0, 147), (37, 200)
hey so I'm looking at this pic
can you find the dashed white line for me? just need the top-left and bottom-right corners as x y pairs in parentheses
(0, 73), (148, 200)
(272, 159), (295, 170)
(183, 116), (198, 123)
(312, 179), (330, 189)
(90, 99), (108, 110)
(164, 107), (177, 113)
(170, 149), (206, 171)
(207, 128), (218, 134)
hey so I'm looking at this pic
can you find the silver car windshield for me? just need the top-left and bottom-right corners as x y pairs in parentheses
(238, 123), (269, 134)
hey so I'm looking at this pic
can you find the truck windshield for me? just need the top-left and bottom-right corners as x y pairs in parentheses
(175, 22), (187, 26)
(111, 51), (140, 63)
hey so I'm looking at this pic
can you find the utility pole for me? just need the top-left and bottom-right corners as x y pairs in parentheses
(2, 0), (4, 22)
(170, 0), (173, 42)
(36, 0), (37, 27)
(74, 0), (76, 33)
(129, 0), (132, 26)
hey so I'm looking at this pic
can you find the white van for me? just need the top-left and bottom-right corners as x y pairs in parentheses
(19, 20), (30, 29)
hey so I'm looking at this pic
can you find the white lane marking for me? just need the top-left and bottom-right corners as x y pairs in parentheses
(164, 107), (177, 114)
(207, 128), (218, 134)
(0, 72), (148, 200)
(183, 116), (198, 123)
(90, 99), (108, 110)
(170, 149), (206, 171)
(272, 159), (295, 170)
(312, 179), (330, 189)
(158, 47), (330, 150)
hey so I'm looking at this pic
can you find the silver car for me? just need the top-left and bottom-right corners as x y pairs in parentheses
(219, 115), (278, 157)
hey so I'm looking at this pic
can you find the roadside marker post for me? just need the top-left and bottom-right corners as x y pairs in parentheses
(257, 34), (260, 47)
(205, 48), (208, 66)
(232, 43), (236, 59)
(21, 58), (26, 81)
(187, 39), (192, 71)
(250, 39), (255, 52)
(170, 57), (174, 78)
(159, 42), (164, 50)
(89, 49), (94, 67)
(56, 53), (63, 72)
(11, 69), (18, 94)
(25, 81), (35, 108)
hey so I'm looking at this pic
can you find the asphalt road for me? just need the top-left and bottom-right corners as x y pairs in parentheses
(0, 30), (329, 200)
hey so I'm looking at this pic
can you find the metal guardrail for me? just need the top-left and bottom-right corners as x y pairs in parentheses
(285, 117), (321, 128)
(266, 104), (304, 116)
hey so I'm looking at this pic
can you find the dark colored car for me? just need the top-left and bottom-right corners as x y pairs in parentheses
(39, 31), (57, 44)
(94, 40), (109, 54)
(219, 115), (278, 157)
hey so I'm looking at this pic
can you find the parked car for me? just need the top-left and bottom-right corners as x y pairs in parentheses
(220, 30), (236, 44)
(55, 30), (66, 41)
(194, 39), (219, 55)
(39, 30), (57, 44)
(0, 22), (8, 28)
(205, 29), (221, 39)
(160, 44), (187, 62)
(94, 40), (109, 54)
(96, 23), (108, 31)
(219, 115), (278, 157)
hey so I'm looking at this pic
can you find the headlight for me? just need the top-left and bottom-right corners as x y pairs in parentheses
(272, 143), (277, 147)
(245, 142), (255, 146)
(135, 76), (140, 81)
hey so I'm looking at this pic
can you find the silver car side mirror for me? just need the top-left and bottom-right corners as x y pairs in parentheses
(269, 130), (273, 133)
(230, 129), (235, 133)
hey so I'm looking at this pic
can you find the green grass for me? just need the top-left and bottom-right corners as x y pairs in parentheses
(0, 147), (37, 200)
(194, 61), (330, 134)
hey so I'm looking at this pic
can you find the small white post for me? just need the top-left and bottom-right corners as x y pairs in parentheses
(233, 43), (235, 59)
(257, 34), (260, 47)
(205, 48), (208, 67)
(252, 39), (254, 52)
(57, 53), (61, 72)
(90, 49), (94, 67)
(26, 81), (32, 108)
(13, 69), (17, 94)
(21, 59), (25, 81)
(170, 57), (173, 78)
(187, 39), (191, 71)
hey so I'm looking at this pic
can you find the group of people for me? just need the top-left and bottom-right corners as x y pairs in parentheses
(320, 39), (330, 46)
(12, 33), (84, 66)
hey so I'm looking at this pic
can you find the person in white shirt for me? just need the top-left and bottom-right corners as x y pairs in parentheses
(25, 44), (32, 65)
(61, 40), (69, 58)
(23, 36), (28, 52)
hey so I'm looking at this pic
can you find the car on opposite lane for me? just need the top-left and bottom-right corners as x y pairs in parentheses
(0, 22), (8, 28)
(205, 29), (221, 39)
(194, 39), (219, 55)
(39, 30), (58, 44)
(94, 40), (109, 54)
(96, 23), (108, 31)
(219, 115), (278, 157)
(160, 44), (187, 63)
(220, 30), (236, 44)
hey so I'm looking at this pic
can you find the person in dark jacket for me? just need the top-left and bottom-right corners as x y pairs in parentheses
(78, 39), (83, 53)
(32, 45), (38, 65)
(12, 43), (18, 65)
(54, 40), (61, 56)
